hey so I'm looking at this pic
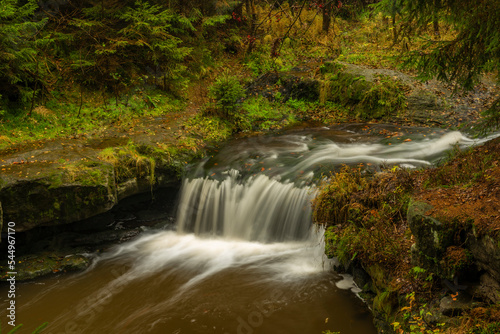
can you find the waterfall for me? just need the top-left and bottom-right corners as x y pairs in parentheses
(176, 171), (317, 242)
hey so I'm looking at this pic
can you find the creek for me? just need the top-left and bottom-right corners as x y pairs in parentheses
(0, 124), (489, 334)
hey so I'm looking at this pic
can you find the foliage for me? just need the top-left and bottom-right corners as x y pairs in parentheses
(0, 0), (47, 111)
(98, 142), (156, 184)
(392, 292), (445, 334)
(470, 322), (500, 334)
(241, 96), (298, 131)
(183, 114), (233, 143)
(424, 144), (498, 188)
(375, 0), (500, 128)
(0, 91), (182, 149)
(395, 0), (499, 90)
(206, 72), (246, 119)
(0, 0), (237, 114)
(324, 68), (407, 120)
(313, 165), (414, 270)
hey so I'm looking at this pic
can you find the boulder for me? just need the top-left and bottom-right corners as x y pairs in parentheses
(439, 293), (476, 317)
(407, 200), (454, 274)
(467, 234), (500, 283)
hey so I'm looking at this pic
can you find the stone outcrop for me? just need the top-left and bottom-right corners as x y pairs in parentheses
(0, 141), (190, 234)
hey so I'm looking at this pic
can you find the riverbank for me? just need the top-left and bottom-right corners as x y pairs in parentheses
(1, 59), (499, 333)
(313, 133), (500, 334)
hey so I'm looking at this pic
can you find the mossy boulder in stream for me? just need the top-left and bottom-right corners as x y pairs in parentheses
(0, 252), (90, 281)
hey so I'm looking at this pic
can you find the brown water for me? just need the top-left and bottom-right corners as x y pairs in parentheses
(3, 125), (486, 334)
(2, 231), (375, 333)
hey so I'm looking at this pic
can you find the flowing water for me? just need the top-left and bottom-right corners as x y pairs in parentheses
(1, 124), (493, 334)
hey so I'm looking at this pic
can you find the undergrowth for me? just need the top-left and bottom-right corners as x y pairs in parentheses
(0, 90), (184, 150)
(425, 144), (499, 188)
(313, 165), (414, 270)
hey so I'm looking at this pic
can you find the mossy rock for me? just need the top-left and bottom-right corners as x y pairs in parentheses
(321, 63), (407, 120)
(0, 253), (90, 281)
(407, 199), (456, 276)
(0, 161), (117, 232)
(373, 289), (398, 318)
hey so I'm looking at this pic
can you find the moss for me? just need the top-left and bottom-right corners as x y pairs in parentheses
(0, 253), (89, 281)
(321, 65), (407, 120)
(373, 289), (398, 318)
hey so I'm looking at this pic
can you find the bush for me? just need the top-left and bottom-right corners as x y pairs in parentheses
(207, 72), (246, 121)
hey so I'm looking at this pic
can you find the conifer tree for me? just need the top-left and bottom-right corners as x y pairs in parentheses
(0, 0), (47, 111)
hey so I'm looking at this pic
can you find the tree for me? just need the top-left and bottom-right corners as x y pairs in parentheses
(397, 0), (500, 127)
(398, 0), (499, 89)
(0, 0), (47, 113)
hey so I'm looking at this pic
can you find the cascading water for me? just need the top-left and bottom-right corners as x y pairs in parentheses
(176, 171), (316, 241)
(2, 124), (494, 334)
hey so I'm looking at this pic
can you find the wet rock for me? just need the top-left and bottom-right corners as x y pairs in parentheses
(0, 176), (117, 233)
(71, 228), (141, 246)
(1, 253), (90, 281)
(135, 210), (170, 222)
(407, 89), (441, 111)
(439, 292), (475, 317)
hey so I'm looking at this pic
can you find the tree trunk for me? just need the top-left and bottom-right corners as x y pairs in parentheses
(433, 0), (440, 38)
(245, 0), (257, 53)
(322, 4), (332, 33)
(433, 19), (440, 38)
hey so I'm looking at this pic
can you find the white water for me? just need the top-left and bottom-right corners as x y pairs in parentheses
(79, 128), (493, 331)
(8, 126), (495, 334)
(176, 172), (317, 241)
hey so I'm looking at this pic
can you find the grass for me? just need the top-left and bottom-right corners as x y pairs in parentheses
(0, 90), (185, 150)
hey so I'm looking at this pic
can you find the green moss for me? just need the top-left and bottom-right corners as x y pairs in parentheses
(183, 114), (233, 142)
(322, 67), (407, 120)
(373, 289), (397, 318)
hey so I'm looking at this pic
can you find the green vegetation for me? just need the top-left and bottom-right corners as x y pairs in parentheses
(314, 136), (500, 334)
(321, 68), (408, 119)
(0, 91), (184, 149)
(375, 0), (500, 128)
(314, 165), (413, 271)
(0, 321), (48, 334)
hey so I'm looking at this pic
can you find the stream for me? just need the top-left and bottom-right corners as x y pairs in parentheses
(1, 124), (491, 334)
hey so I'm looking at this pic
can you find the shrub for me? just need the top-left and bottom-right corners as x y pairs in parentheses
(207, 72), (246, 119)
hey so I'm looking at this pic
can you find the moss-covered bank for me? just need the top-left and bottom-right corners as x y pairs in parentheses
(313, 137), (500, 334)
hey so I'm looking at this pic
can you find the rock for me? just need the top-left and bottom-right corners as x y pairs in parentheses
(473, 273), (500, 304)
(439, 292), (475, 317)
(1, 253), (90, 281)
(0, 179), (116, 233)
(407, 89), (441, 112)
(245, 72), (320, 103)
(0, 142), (186, 235)
(407, 200), (454, 274)
(467, 234), (500, 283)
(71, 228), (141, 246)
